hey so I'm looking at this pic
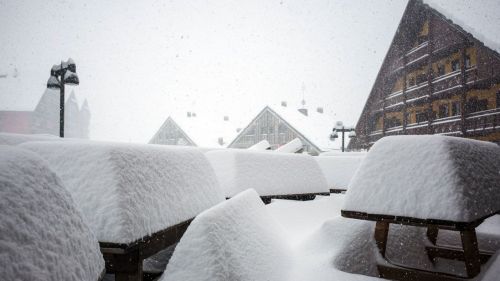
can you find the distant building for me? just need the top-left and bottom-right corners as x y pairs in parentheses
(349, 0), (500, 149)
(228, 105), (335, 155)
(149, 112), (238, 148)
(0, 89), (90, 138)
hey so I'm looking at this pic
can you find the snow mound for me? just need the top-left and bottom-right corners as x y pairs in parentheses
(206, 149), (329, 197)
(343, 135), (500, 222)
(161, 189), (293, 281)
(315, 155), (365, 189)
(0, 146), (104, 281)
(21, 141), (225, 243)
(0, 132), (61, 145)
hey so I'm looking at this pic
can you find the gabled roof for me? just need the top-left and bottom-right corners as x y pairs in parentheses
(423, 0), (500, 55)
(151, 114), (240, 148)
(230, 105), (336, 152)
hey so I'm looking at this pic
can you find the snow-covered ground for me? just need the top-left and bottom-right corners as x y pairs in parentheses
(1, 134), (499, 281)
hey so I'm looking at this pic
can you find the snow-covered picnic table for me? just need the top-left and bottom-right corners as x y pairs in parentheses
(0, 146), (105, 281)
(205, 149), (330, 203)
(20, 141), (225, 280)
(342, 135), (500, 280)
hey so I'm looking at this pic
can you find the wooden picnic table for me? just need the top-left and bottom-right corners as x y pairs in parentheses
(99, 219), (192, 281)
(342, 210), (496, 281)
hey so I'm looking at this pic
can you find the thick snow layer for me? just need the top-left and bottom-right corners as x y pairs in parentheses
(267, 195), (345, 244)
(477, 251), (500, 281)
(205, 149), (329, 197)
(0, 146), (104, 281)
(276, 137), (303, 153)
(315, 155), (365, 189)
(0, 132), (61, 145)
(21, 141), (225, 243)
(343, 135), (500, 222)
(248, 139), (271, 150)
(161, 189), (293, 281)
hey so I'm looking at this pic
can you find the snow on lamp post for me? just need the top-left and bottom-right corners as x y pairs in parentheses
(46, 58), (79, 138)
(330, 121), (356, 152)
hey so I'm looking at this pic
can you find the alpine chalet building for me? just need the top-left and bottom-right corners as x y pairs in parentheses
(349, 0), (500, 149)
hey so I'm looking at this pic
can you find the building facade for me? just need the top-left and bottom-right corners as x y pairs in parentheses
(149, 116), (196, 146)
(0, 89), (90, 138)
(228, 105), (335, 155)
(349, 0), (500, 150)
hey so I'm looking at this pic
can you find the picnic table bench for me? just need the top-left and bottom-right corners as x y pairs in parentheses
(21, 141), (225, 281)
(341, 135), (500, 280)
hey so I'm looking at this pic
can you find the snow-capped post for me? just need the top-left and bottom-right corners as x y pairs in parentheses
(330, 121), (355, 152)
(46, 58), (79, 138)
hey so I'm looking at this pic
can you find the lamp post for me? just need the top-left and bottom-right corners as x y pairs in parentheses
(330, 121), (356, 152)
(46, 58), (79, 138)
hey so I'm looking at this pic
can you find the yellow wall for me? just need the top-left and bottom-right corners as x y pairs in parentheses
(467, 83), (500, 109)
(471, 131), (500, 142)
(376, 116), (383, 131)
(406, 104), (428, 124)
(432, 95), (461, 116)
(392, 77), (405, 93)
(419, 20), (429, 37)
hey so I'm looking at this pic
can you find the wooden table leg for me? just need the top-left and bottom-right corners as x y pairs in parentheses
(113, 251), (143, 281)
(460, 229), (481, 278)
(374, 221), (390, 258)
(426, 225), (439, 245)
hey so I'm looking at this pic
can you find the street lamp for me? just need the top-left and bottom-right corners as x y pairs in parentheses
(330, 121), (356, 152)
(46, 58), (79, 138)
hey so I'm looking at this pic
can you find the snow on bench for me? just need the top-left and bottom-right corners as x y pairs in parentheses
(343, 135), (500, 223)
(0, 132), (62, 145)
(0, 146), (104, 281)
(21, 141), (225, 244)
(315, 154), (365, 191)
(161, 189), (293, 281)
(205, 149), (329, 198)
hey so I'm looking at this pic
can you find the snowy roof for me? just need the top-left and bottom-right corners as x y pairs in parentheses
(21, 140), (225, 243)
(206, 149), (329, 197)
(154, 113), (241, 148)
(162, 189), (293, 281)
(343, 135), (500, 223)
(0, 146), (104, 280)
(268, 105), (336, 151)
(423, 0), (500, 54)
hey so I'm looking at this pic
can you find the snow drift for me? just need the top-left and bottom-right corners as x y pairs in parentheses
(315, 154), (365, 189)
(21, 141), (225, 243)
(0, 146), (104, 281)
(343, 135), (500, 222)
(0, 132), (62, 145)
(205, 149), (329, 197)
(161, 189), (293, 281)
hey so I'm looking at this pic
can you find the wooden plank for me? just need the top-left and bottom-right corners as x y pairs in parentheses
(329, 188), (347, 194)
(426, 245), (493, 264)
(460, 229), (481, 278)
(99, 219), (193, 281)
(374, 221), (390, 258)
(341, 210), (489, 231)
(377, 264), (463, 281)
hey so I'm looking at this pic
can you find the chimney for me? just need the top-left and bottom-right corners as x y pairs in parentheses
(298, 108), (308, 116)
(317, 107), (324, 114)
(187, 111), (192, 117)
(224, 116), (229, 121)
(281, 101), (287, 107)
(192, 112), (196, 117)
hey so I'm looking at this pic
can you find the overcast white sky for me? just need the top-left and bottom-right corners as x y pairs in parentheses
(0, 0), (498, 145)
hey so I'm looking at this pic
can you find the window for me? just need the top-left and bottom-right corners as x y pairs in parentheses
(416, 73), (427, 84)
(438, 104), (449, 118)
(465, 55), (471, 68)
(452, 101), (461, 116)
(437, 64), (445, 76)
(416, 111), (427, 123)
(407, 77), (415, 87)
(451, 59), (460, 72)
(466, 97), (488, 113)
(385, 117), (402, 128)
